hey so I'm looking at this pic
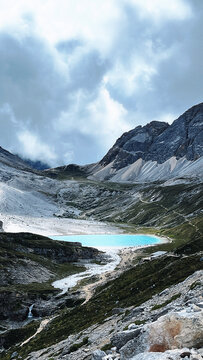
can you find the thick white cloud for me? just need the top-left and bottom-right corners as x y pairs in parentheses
(18, 131), (57, 164)
(126, 0), (192, 21)
(0, 0), (202, 166)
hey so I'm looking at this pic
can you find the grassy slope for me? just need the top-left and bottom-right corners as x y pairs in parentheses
(53, 178), (203, 229)
(7, 254), (202, 359)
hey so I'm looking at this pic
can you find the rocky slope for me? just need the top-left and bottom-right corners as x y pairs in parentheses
(0, 102), (202, 360)
(89, 102), (203, 182)
(0, 232), (100, 326)
(0, 147), (35, 172)
(1, 243), (202, 360)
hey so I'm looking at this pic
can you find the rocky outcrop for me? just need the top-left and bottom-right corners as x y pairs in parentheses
(91, 350), (107, 359)
(88, 103), (203, 182)
(0, 232), (100, 264)
(100, 103), (203, 170)
(118, 307), (203, 359)
(0, 146), (34, 172)
(101, 121), (169, 170)
(0, 291), (29, 321)
(111, 328), (141, 350)
(16, 271), (202, 360)
(0, 232), (100, 324)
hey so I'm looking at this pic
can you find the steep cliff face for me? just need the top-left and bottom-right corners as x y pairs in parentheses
(100, 103), (203, 170)
(89, 103), (203, 182)
(100, 121), (169, 170)
(145, 103), (203, 163)
(0, 232), (100, 322)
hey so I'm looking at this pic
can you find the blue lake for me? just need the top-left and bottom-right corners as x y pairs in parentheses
(50, 234), (161, 248)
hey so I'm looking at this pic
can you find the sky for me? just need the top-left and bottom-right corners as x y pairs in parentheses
(0, 0), (202, 167)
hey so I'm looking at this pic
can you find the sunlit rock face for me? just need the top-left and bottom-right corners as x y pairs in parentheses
(119, 308), (203, 359)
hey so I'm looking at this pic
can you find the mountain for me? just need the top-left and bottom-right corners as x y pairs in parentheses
(90, 103), (203, 182)
(21, 159), (50, 170)
(0, 146), (33, 171)
(0, 103), (202, 360)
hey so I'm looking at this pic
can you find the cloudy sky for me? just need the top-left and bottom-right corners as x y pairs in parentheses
(0, 0), (202, 166)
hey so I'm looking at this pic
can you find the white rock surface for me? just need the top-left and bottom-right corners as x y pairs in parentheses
(90, 156), (203, 183)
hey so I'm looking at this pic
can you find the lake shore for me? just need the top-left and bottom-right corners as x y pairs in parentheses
(52, 232), (170, 301)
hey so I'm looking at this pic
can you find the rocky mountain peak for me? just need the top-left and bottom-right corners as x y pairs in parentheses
(100, 102), (203, 171)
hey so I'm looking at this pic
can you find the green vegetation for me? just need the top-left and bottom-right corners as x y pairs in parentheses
(151, 293), (181, 311)
(45, 164), (89, 180)
(101, 342), (112, 352)
(0, 320), (39, 350)
(7, 250), (201, 360)
(68, 336), (89, 353)
(190, 280), (201, 290)
(71, 275), (99, 291)
(123, 320), (146, 330)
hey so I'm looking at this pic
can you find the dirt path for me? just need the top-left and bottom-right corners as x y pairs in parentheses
(82, 248), (136, 304)
(20, 318), (54, 347)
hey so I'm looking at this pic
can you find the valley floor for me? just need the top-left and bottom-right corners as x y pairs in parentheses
(0, 214), (120, 236)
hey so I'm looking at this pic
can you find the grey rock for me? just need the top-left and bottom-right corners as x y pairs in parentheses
(196, 302), (203, 309)
(159, 288), (169, 296)
(0, 146), (34, 172)
(198, 348), (203, 356)
(127, 351), (194, 360)
(99, 103), (203, 171)
(120, 308), (203, 359)
(112, 308), (124, 315)
(111, 328), (141, 350)
(11, 352), (18, 359)
(119, 337), (141, 360)
(128, 323), (139, 330)
(151, 306), (173, 321)
(125, 307), (144, 321)
(106, 350), (113, 354)
(91, 350), (106, 360)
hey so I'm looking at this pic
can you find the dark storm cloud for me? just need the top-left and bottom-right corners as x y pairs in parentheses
(0, 0), (202, 166)
(0, 33), (111, 165)
(106, 1), (203, 122)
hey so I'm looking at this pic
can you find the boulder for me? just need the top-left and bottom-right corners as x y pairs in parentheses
(11, 352), (18, 359)
(112, 308), (124, 315)
(119, 308), (203, 359)
(111, 328), (141, 350)
(91, 349), (106, 360)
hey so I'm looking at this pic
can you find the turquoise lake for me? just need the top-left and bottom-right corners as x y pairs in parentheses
(50, 234), (161, 248)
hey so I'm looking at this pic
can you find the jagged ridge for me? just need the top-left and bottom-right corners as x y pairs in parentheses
(100, 103), (203, 170)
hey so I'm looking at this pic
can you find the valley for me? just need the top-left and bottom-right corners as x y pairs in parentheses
(0, 103), (202, 360)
